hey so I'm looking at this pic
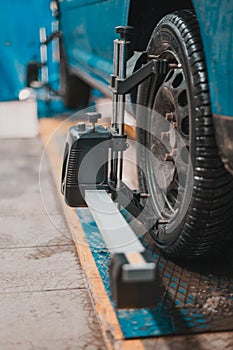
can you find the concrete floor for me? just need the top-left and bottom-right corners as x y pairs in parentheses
(0, 138), (106, 350)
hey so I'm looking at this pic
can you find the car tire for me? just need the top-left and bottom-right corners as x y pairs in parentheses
(137, 10), (233, 259)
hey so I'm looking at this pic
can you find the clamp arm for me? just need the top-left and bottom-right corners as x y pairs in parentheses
(110, 58), (169, 95)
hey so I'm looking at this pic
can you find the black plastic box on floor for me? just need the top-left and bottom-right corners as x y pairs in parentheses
(110, 252), (164, 309)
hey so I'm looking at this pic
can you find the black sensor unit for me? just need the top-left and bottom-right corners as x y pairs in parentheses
(61, 123), (111, 207)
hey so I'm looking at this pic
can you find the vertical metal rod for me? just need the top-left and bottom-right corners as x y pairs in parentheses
(117, 42), (127, 135)
(112, 39), (120, 128)
(40, 27), (48, 85)
(116, 41), (128, 183)
(111, 35), (129, 185)
(110, 39), (120, 183)
(52, 20), (60, 63)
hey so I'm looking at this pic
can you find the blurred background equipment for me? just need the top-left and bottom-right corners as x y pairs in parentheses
(0, 0), (66, 138)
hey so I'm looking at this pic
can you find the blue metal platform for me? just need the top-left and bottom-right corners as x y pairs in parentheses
(77, 208), (233, 339)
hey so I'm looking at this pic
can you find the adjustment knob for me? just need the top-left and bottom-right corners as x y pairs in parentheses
(86, 112), (101, 124)
(115, 26), (134, 41)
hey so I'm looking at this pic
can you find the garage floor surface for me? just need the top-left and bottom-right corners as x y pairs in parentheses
(0, 137), (105, 350)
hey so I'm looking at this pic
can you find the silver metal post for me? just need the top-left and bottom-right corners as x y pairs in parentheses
(40, 27), (48, 85)
(111, 40), (120, 182)
(111, 28), (131, 185)
(117, 41), (128, 135)
(39, 27), (49, 101)
(116, 40), (129, 183)
(112, 39), (120, 128)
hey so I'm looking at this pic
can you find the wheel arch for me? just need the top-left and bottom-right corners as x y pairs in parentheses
(127, 0), (195, 51)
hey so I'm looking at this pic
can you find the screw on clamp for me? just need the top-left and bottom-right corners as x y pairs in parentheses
(86, 112), (101, 131)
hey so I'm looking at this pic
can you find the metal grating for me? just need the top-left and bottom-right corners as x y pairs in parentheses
(77, 208), (233, 339)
